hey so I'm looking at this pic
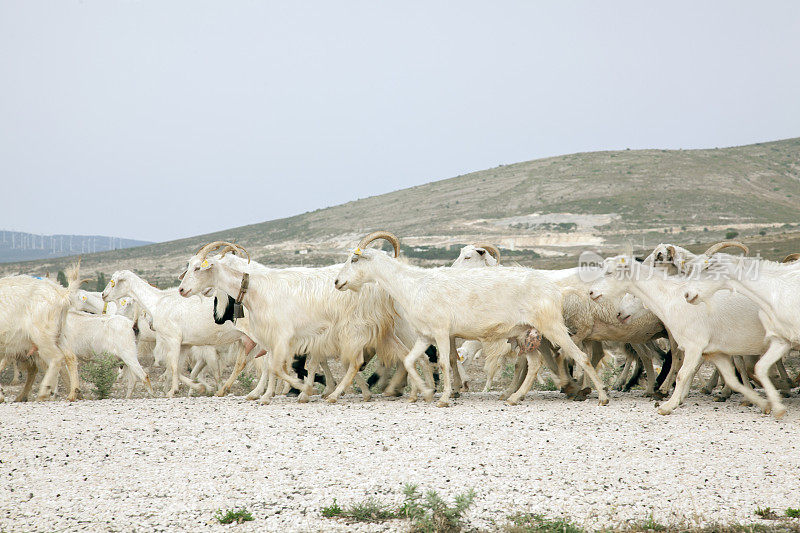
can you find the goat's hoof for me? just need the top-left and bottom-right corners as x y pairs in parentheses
(739, 400), (752, 407)
(258, 398), (272, 405)
(16, 396), (29, 403)
(773, 406), (787, 419)
(383, 389), (402, 397)
(325, 396), (339, 404)
(657, 407), (672, 416)
(422, 389), (434, 403)
(452, 391), (460, 399)
(362, 394), (372, 402)
(436, 400), (450, 408)
(505, 398), (519, 406)
(66, 394), (77, 402)
(298, 393), (310, 403)
(700, 388), (714, 395)
(598, 398), (609, 406)
(245, 393), (259, 401)
(498, 394), (509, 401)
(712, 395), (729, 402)
(650, 391), (666, 400)
(572, 387), (591, 402)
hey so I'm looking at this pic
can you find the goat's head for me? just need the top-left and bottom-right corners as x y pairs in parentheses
(335, 231), (399, 291)
(178, 241), (249, 298)
(102, 271), (134, 301)
(616, 293), (647, 323)
(451, 243), (500, 268)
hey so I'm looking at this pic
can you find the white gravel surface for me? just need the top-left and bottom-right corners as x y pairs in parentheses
(1, 391), (799, 532)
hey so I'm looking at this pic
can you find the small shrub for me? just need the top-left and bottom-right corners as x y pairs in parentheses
(755, 507), (778, 520)
(237, 372), (255, 391)
(726, 230), (740, 240)
(214, 508), (254, 524)
(787, 508), (800, 518)
(79, 353), (119, 399)
(504, 513), (584, 533)
(400, 483), (475, 533)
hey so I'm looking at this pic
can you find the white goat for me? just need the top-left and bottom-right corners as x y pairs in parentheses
(102, 270), (256, 397)
(0, 275), (79, 402)
(594, 254), (776, 415)
(682, 252), (800, 417)
(177, 241), (410, 404)
(60, 310), (152, 398)
(334, 231), (609, 407)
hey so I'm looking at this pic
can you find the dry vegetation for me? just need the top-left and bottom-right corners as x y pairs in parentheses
(1, 138), (798, 286)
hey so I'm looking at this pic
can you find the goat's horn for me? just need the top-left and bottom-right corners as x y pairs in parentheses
(218, 243), (250, 263)
(782, 253), (800, 263)
(474, 243), (500, 264)
(703, 241), (749, 256)
(357, 231), (400, 258)
(79, 278), (93, 285)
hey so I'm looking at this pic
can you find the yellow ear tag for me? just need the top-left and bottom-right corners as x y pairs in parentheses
(121, 298), (127, 306)
(81, 295), (87, 302)
(620, 257), (626, 264)
(201, 260), (209, 269)
(110, 279), (116, 287)
(353, 247), (362, 256)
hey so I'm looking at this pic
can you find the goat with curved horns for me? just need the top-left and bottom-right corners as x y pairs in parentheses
(177, 240), (411, 404)
(335, 231), (609, 407)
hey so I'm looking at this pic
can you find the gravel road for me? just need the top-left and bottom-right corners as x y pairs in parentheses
(1, 391), (799, 532)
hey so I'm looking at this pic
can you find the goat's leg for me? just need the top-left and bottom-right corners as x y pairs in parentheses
(658, 340), (682, 395)
(506, 346), (543, 405)
(499, 353), (526, 400)
(298, 356), (322, 403)
(404, 339), (434, 403)
(731, 356), (755, 405)
(383, 363), (407, 397)
(247, 356), (269, 400)
(544, 326), (608, 405)
(633, 344), (657, 396)
(449, 338), (466, 395)
(612, 353), (634, 391)
(259, 369), (278, 405)
(434, 335), (454, 407)
(701, 368), (720, 395)
(773, 359), (792, 393)
(0, 356), (9, 402)
(270, 344), (312, 398)
(326, 356), (362, 404)
(17, 358), (38, 402)
(354, 373), (372, 402)
(10, 359), (21, 385)
(320, 359), (337, 397)
(658, 347), (702, 415)
(216, 341), (250, 397)
(710, 354), (769, 412)
(754, 338), (792, 418)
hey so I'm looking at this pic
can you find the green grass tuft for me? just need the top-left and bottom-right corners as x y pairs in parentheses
(504, 513), (584, 533)
(787, 508), (800, 518)
(214, 508), (254, 525)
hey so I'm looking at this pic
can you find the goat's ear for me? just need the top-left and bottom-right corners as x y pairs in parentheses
(477, 249), (486, 256)
(178, 270), (186, 281)
(665, 245), (677, 260)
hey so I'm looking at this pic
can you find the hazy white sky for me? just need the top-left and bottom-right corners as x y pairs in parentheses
(1, 1), (799, 242)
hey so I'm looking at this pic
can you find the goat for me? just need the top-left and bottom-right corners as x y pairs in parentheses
(334, 231), (609, 407)
(682, 252), (800, 417)
(0, 275), (79, 402)
(101, 270), (255, 397)
(177, 241), (409, 404)
(594, 253), (776, 415)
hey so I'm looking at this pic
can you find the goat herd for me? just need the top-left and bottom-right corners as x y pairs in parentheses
(1, 232), (799, 419)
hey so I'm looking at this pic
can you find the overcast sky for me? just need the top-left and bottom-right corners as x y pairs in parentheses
(1, 1), (799, 243)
